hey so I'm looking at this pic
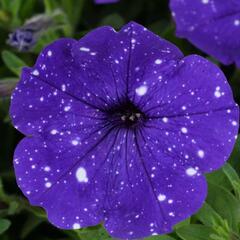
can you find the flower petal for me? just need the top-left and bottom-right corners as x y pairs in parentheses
(140, 55), (239, 172)
(72, 22), (183, 100)
(103, 131), (207, 239)
(13, 126), (124, 229)
(170, 0), (240, 66)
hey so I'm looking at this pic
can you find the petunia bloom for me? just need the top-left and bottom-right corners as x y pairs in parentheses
(8, 28), (36, 52)
(95, 0), (119, 4)
(169, 0), (240, 67)
(10, 22), (239, 239)
(8, 14), (53, 52)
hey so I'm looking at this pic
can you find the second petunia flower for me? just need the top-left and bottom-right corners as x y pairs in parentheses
(170, 0), (240, 67)
(94, 0), (119, 4)
(10, 22), (239, 239)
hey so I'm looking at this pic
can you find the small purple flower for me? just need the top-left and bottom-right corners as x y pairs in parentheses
(8, 14), (53, 52)
(169, 0), (240, 67)
(10, 22), (239, 239)
(8, 28), (36, 52)
(95, 0), (119, 4)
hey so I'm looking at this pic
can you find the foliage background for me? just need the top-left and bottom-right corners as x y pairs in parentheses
(0, 0), (240, 239)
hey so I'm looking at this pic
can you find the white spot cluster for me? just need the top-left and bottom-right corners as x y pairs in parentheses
(158, 194), (166, 202)
(214, 86), (222, 98)
(76, 167), (88, 183)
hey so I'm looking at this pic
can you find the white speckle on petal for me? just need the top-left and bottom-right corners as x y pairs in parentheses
(131, 38), (136, 44)
(181, 127), (188, 134)
(64, 106), (71, 112)
(73, 223), (81, 229)
(80, 47), (90, 52)
(44, 166), (51, 172)
(162, 117), (168, 123)
(32, 70), (39, 76)
(169, 212), (175, 217)
(186, 167), (197, 176)
(61, 84), (66, 91)
(182, 105), (186, 111)
(155, 59), (162, 64)
(135, 85), (148, 96)
(234, 20), (240, 26)
(202, 0), (209, 4)
(45, 182), (52, 188)
(71, 140), (79, 146)
(50, 129), (58, 135)
(197, 150), (205, 158)
(232, 121), (237, 126)
(76, 167), (88, 183)
(214, 91), (221, 98)
(158, 194), (166, 202)
(214, 87), (221, 98)
(47, 50), (52, 57)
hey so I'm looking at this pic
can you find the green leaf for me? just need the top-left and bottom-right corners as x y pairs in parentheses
(149, 20), (172, 37)
(10, 0), (21, 19)
(20, 215), (44, 239)
(174, 218), (191, 229)
(222, 163), (240, 199)
(0, 0), (11, 10)
(146, 235), (176, 240)
(9, 0), (22, 27)
(60, 0), (84, 28)
(206, 182), (240, 231)
(1, 50), (27, 76)
(100, 13), (125, 29)
(176, 224), (214, 240)
(7, 201), (19, 215)
(228, 135), (240, 172)
(28, 206), (46, 219)
(195, 203), (223, 227)
(74, 225), (111, 240)
(0, 219), (11, 235)
(44, 0), (57, 14)
(206, 168), (232, 191)
(0, 9), (10, 23)
(20, 0), (36, 19)
(0, 178), (7, 201)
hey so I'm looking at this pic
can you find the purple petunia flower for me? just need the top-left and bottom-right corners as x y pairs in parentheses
(8, 14), (53, 52)
(95, 0), (119, 4)
(169, 0), (240, 67)
(10, 22), (239, 239)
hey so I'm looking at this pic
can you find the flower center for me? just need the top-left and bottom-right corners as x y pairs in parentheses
(105, 100), (146, 128)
